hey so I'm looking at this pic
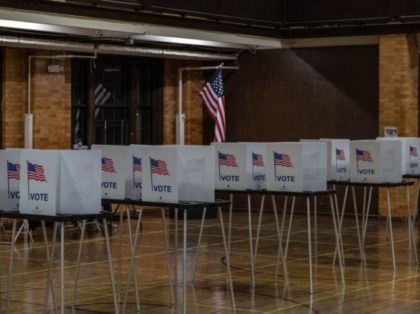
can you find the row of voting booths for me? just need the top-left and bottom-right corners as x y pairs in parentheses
(0, 138), (419, 215)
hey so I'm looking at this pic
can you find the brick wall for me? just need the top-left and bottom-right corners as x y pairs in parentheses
(379, 34), (419, 217)
(163, 59), (204, 145)
(2, 47), (72, 149)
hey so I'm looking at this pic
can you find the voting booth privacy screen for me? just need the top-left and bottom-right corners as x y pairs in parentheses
(350, 140), (402, 183)
(128, 145), (146, 200)
(91, 144), (130, 200)
(265, 142), (327, 192)
(377, 137), (420, 175)
(0, 149), (22, 211)
(18, 150), (102, 215)
(319, 139), (350, 181)
(142, 145), (215, 203)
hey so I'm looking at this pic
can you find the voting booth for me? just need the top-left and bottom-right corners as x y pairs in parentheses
(265, 142), (327, 192)
(91, 145), (130, 199)
(0, 149), (22, 211)
(142, 145), (215, 203)
(350, 140), (402, 183)
(320, 139), (350, 181)
(19, 150), (102, 215)
(377, 137), (420, 175)
(213, 143), (266, 190)
(127, 145), (147, 200)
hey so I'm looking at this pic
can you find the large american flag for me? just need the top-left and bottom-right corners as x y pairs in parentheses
(150, 158), (169, 175)
(336, 149), (346, 161)
(7, 161), (20, 180)
(410, 146), (418, 157)
(199, 68), (226, 142)
(274, 152), (293, 167)
(27, 161), (46, 182)
(252, 152), (264, 167)
(356, 149), (373, 162)
(218, 152), (238, 167)
(133, 156), (142, 172)
(102, 157), (116, 173)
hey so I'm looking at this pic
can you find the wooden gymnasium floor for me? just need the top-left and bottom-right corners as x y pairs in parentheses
(1, 207), (420, 313)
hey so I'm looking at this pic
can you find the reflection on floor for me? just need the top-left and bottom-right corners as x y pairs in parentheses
(1, 208), (420, 313)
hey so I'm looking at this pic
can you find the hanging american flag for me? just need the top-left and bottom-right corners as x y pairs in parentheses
(410, 146), (418, 157)
(133, 156), (142, 172)
(218, 152), (238, 167)
(252, 152), (264, 167)
(27, 161), (46, 182)
(7, 161), (20, 180)
(150, 158), (170, 175)
(336, 149), (346, 161)
(199, 68), (226, 142)
(356, 149), (373, 162)
(102, 157), (116, 173)
(274, 152), (293, 168)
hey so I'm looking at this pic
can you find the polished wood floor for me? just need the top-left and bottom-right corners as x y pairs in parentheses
(1, 207), (420, 313)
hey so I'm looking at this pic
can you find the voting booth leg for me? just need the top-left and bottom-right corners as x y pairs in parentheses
(414, 178), (420, 223)
(191, 207), (207, 283)
(160, 208), (175, 305)
(329, 195), (345, 286)
(102, 218), (120, 314)
(313, 196), (318, 263)
(227, 194), (234, 256)
(254, 195), (266, 267)
(217, 206), (236, 309)
(174, 208), (179, 310)
(333, 186), (348, 266)
(183, 209), (188, 314)
(72, 220), (87, 312)
(385, 188), (397, 271)
(361, 187), (373, 261)
(284, 197), (296, 262)
(122, 209), (143, 313)
(351, 187), (364, 261)
(117, 207), (124, 305)
(5, 220), (17, 313)
(41, 221), (58, 314)
(14, 219), (33, 244)
(247, 194), (256, 289)
(306, 197), (314, 294)
(44, 222), (58, 314)
(0, 218), (9, 241)
(272, 195), (287, 281)
(406, 186), (419, 265)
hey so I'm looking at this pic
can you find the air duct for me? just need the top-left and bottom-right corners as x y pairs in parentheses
(0, 35), (238, 60)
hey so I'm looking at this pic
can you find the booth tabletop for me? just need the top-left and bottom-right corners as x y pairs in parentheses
(327, 180), (414, 187)
(102, 198), (231, 209)
(215, 189), (336, 197)
(0, 210), (113, 222)
(402, 174), (420, 179)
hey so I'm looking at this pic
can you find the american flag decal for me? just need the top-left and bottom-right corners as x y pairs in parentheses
(27, 161), (46, 182)
(102, 157), (116, 173)
(133, 156), (142, 172)
(273, 152), (293, 168)
(150, 158), (170, 175)
(410, 146), (418, 157)
(336, 149), (346, 161)
(356, 149), (373, 162)
(7, 161), (20, 180)
(252, 152), (264, 167)
(218, 152), (238, 167)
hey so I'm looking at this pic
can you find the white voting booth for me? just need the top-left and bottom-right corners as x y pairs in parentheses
(91, 145), (130, 200)
(142, 145), (215, 203)
(350, 140), (402, 183)
(213, 142), (266, 190)
(377, 137), (420, 175)
(19, 150), (102, 215)
(0, 149), (22, 211)
(127, 145), (147, 200)
(265, 142), (327, 192)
